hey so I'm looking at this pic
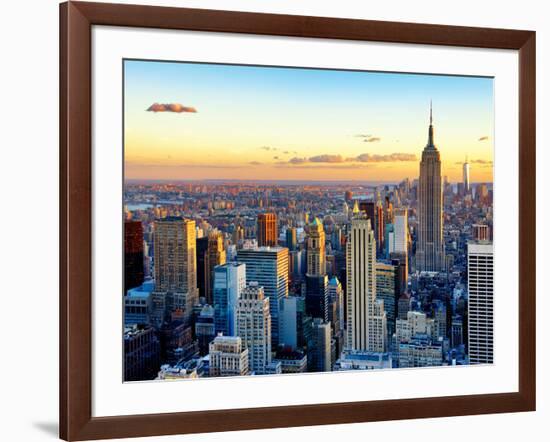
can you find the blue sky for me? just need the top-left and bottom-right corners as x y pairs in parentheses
(124, 59), (494, 182)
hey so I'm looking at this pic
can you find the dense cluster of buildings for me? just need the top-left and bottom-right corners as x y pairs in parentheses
(123, 109), (494, 381)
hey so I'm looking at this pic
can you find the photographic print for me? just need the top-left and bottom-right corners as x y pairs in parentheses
(123, 59), (494, 382)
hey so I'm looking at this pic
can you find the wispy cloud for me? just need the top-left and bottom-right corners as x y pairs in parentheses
(478, 136), (489, 141)
(454, 159), (493, 165)
(260, 146), (278, 151)
(146, 103), (197, 113)
(350, 153), (416, 162)
(289, 157), (308, 164)
(249, 161), (263, 166)
(279, 152), (417, 165)
(309, 154), (345, 163)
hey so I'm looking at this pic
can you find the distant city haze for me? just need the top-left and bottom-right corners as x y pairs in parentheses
(124, 60), (494, 182)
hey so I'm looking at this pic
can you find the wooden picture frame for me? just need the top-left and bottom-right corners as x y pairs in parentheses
(60, 1), (536, 440)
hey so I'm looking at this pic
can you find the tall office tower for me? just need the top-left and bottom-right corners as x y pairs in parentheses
(433, 301), (447, 340)
(358, 200), (382, 249)
(305, 218), (328, 321)
(477, 183), (489, 202)
(328, 276), (345, 333)
(286, 227), (297, 251)
(305, 274), (329, 322)
(331, 227), (343, 252)
(213, 262), (246, 337)
(416, 104), (445, 272)
(467, 241), (494, 364)
(204, 230), (227, 304)
(290, 249), (306, 279)
(390, 208), (409, 293)
(306, 218), (326, 276)
(328, 276), (345, 361)
(346, 217), (387, 352)
(392, 208), (408, 254)
(209, 335), (249, 377)
(472, 224), (490, 241)
(344, 190), (353, 202)
(153, 217), (197, 296)
(235, 283), (272, 375)
(384, 196), (394, 225)
(232, 225), (245, 247)
(196, 236), (209, 300)
(463, 156), (471, 195)
(371, 300), (388, 352)
(280, 295), (300, 349)
(124, 220), (144, 293)
(397, 292), (411, 320)
(388, 254), (406, 295)
(257, 213), (278, 247)
(451, 316), (464, 348)
(237, 247), (289, 347)
(376, 262), (398, 338)
(195, 305), (215, 356)
(308, 318), (332, 372)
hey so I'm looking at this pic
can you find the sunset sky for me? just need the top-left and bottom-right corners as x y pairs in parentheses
(124, 59), (494, 182)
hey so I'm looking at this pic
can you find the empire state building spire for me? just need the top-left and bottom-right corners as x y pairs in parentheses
(426, 101), (436, 150)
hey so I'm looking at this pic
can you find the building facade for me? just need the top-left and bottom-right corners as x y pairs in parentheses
(236, 247), (289, 347)
(346, 217), (386, 352)
(209, 335), (249, 377)
(306, 217), (326, 276)
(124, 220), (144, 293)
(213, 262), (246, 337)
(235, 283), (272, 375)
(153, 217), (197, 295)
(467, 241), (494, 364)
(124, 324), (161, 381)
(204, 230), (226, 304)
(257, 213), (278, 247)
(308, 318), (332, 372)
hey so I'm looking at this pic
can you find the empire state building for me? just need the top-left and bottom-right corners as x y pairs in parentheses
(416, 104), (445, 272)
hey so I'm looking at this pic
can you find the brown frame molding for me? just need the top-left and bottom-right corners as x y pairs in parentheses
(60, 1), (536, 440)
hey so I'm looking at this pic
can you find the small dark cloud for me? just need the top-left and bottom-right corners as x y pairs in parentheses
(147, 103), (197, 113)
(478, 136), (489, 141)
(355, 134), (381, 143)
(260, 146), (278, 151)
(273, 156), (279, 160)
(249, 161), (263, 166)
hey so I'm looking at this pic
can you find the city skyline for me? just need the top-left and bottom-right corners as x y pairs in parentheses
(124, 60), (494, 182)
(123, 59), (494, 382)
